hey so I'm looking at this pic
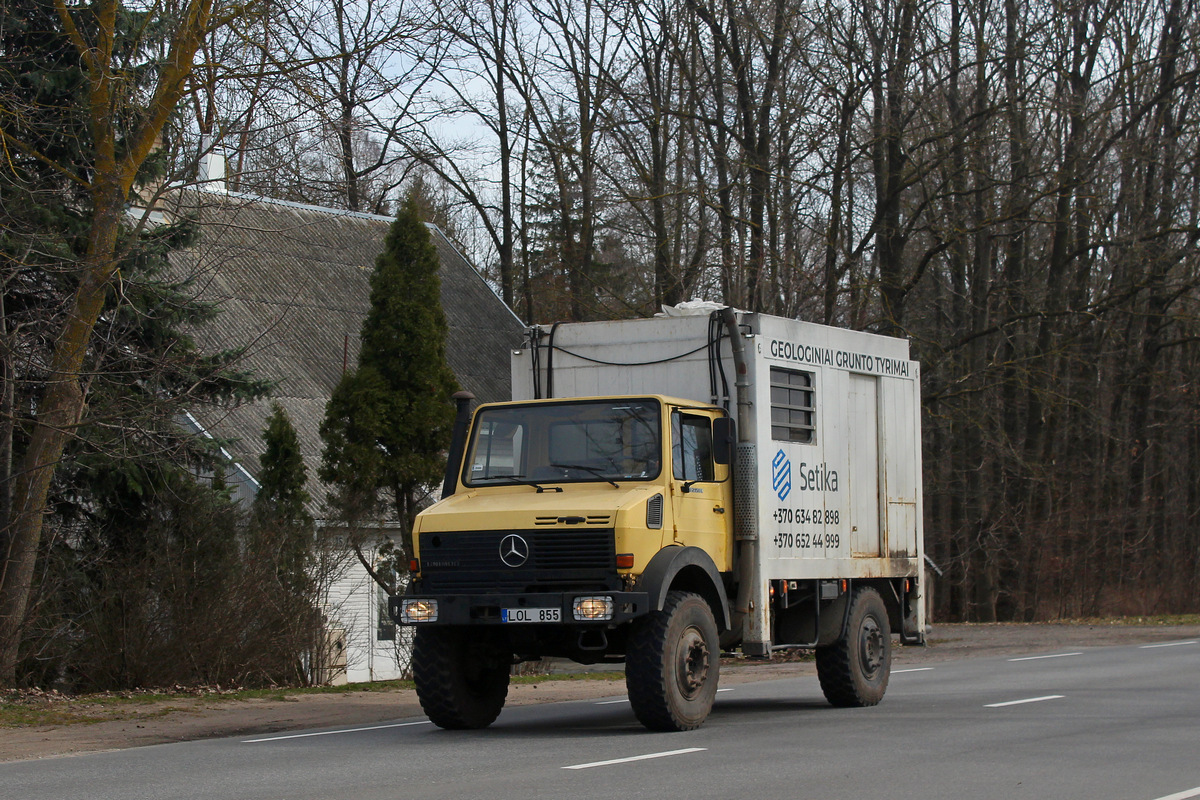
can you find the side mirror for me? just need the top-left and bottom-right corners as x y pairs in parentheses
(713, 417), (735, 465)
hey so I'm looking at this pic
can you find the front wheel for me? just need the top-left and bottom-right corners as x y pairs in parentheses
(412, 627), (511, 729)
(625, 590), (720, 731)
(815, 586), (891, 707)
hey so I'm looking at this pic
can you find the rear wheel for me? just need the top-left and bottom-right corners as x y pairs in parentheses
(412, 627), (511, 729)
(816, 586), (891, 707)
(626, 590), (720, 731)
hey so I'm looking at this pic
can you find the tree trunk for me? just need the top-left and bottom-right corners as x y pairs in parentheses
(0, 184), (123, 684)
(0, 0), (215, 686)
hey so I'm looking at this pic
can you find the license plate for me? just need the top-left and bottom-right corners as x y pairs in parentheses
(502, 607), (560, 623)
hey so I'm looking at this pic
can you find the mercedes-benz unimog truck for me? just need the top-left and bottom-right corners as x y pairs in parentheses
(391, 307), (925, 731)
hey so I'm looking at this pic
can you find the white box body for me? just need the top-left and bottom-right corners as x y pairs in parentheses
(511, 312), (924, 585)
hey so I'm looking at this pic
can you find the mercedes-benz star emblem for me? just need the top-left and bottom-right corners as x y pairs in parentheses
(499, 534), (530, 568)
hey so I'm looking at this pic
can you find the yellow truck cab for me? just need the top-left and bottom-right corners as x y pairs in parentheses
(413, 394), (734, 598)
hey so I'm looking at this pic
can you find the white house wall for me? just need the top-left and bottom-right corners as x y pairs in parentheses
(322, 548), (411, 684)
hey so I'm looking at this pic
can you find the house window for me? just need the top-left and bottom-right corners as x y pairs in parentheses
(770, 367), (815, 443)
(377, 585), (396, 641)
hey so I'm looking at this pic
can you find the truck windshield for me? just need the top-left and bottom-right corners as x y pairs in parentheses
(465, 399), (662, 486)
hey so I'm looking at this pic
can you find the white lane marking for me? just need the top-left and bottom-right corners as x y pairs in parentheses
(564, 748), (706, 770)
(892, 667), (934, 674)
(1152, 785), (1200, 800)
(1140, 641), (1198, 649)
(243, 721), (431, 742)
(985, 695), (1064, 708)
(1008, 652), (1083, 662)
(717, 687), (734, 692)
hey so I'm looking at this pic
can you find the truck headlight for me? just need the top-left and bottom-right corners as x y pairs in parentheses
(572, 596), (614, 621)
(400, 598), (439, 623)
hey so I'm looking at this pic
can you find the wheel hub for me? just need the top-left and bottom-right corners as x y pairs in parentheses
(859, 616), (885, 679)
(676, 625), (710, 699)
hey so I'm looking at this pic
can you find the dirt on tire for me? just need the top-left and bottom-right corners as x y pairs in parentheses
(625, 590), (721, 731)
(815, 587), (891, 707)
(412, 627), (510, 730)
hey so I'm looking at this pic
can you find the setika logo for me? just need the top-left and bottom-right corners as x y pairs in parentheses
(772, 449), (792, 501)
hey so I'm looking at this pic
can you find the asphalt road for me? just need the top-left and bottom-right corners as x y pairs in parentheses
(3, 638), (1198, 800)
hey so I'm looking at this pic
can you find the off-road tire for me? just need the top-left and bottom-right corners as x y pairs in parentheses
(412, 627), (511, 729)
(815, 586), (891, 707)
(625, 590), (720, 731)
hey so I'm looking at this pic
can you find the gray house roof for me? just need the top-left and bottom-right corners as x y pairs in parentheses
(165, 190), (524, 511)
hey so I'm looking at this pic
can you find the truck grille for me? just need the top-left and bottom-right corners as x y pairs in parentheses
(418, 529), (618, 593)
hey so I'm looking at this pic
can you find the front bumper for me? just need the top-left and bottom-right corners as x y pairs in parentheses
(390, 591), (650, 626)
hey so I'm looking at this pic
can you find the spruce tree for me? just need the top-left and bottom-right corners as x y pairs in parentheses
(244, 403), (319, 682)
(253, 403), (315, 596)
(319, 196), (458, 566)
(255, 402), (314, 530)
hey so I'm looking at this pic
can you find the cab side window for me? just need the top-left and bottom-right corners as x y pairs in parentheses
(672, 413), (714, 482)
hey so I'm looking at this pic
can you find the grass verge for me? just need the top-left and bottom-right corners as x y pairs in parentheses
(0, 671), (628, 729)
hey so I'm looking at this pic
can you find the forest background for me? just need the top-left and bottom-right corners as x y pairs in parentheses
(2, 0), (1199, 687)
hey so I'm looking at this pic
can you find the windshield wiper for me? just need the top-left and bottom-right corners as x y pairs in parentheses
(549, 464), (620, 488)
(476, 474), (561, 493)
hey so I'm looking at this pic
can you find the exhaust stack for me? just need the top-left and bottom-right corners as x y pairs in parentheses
(720, 308), (770, 656)
(441, 391), (475, 499)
